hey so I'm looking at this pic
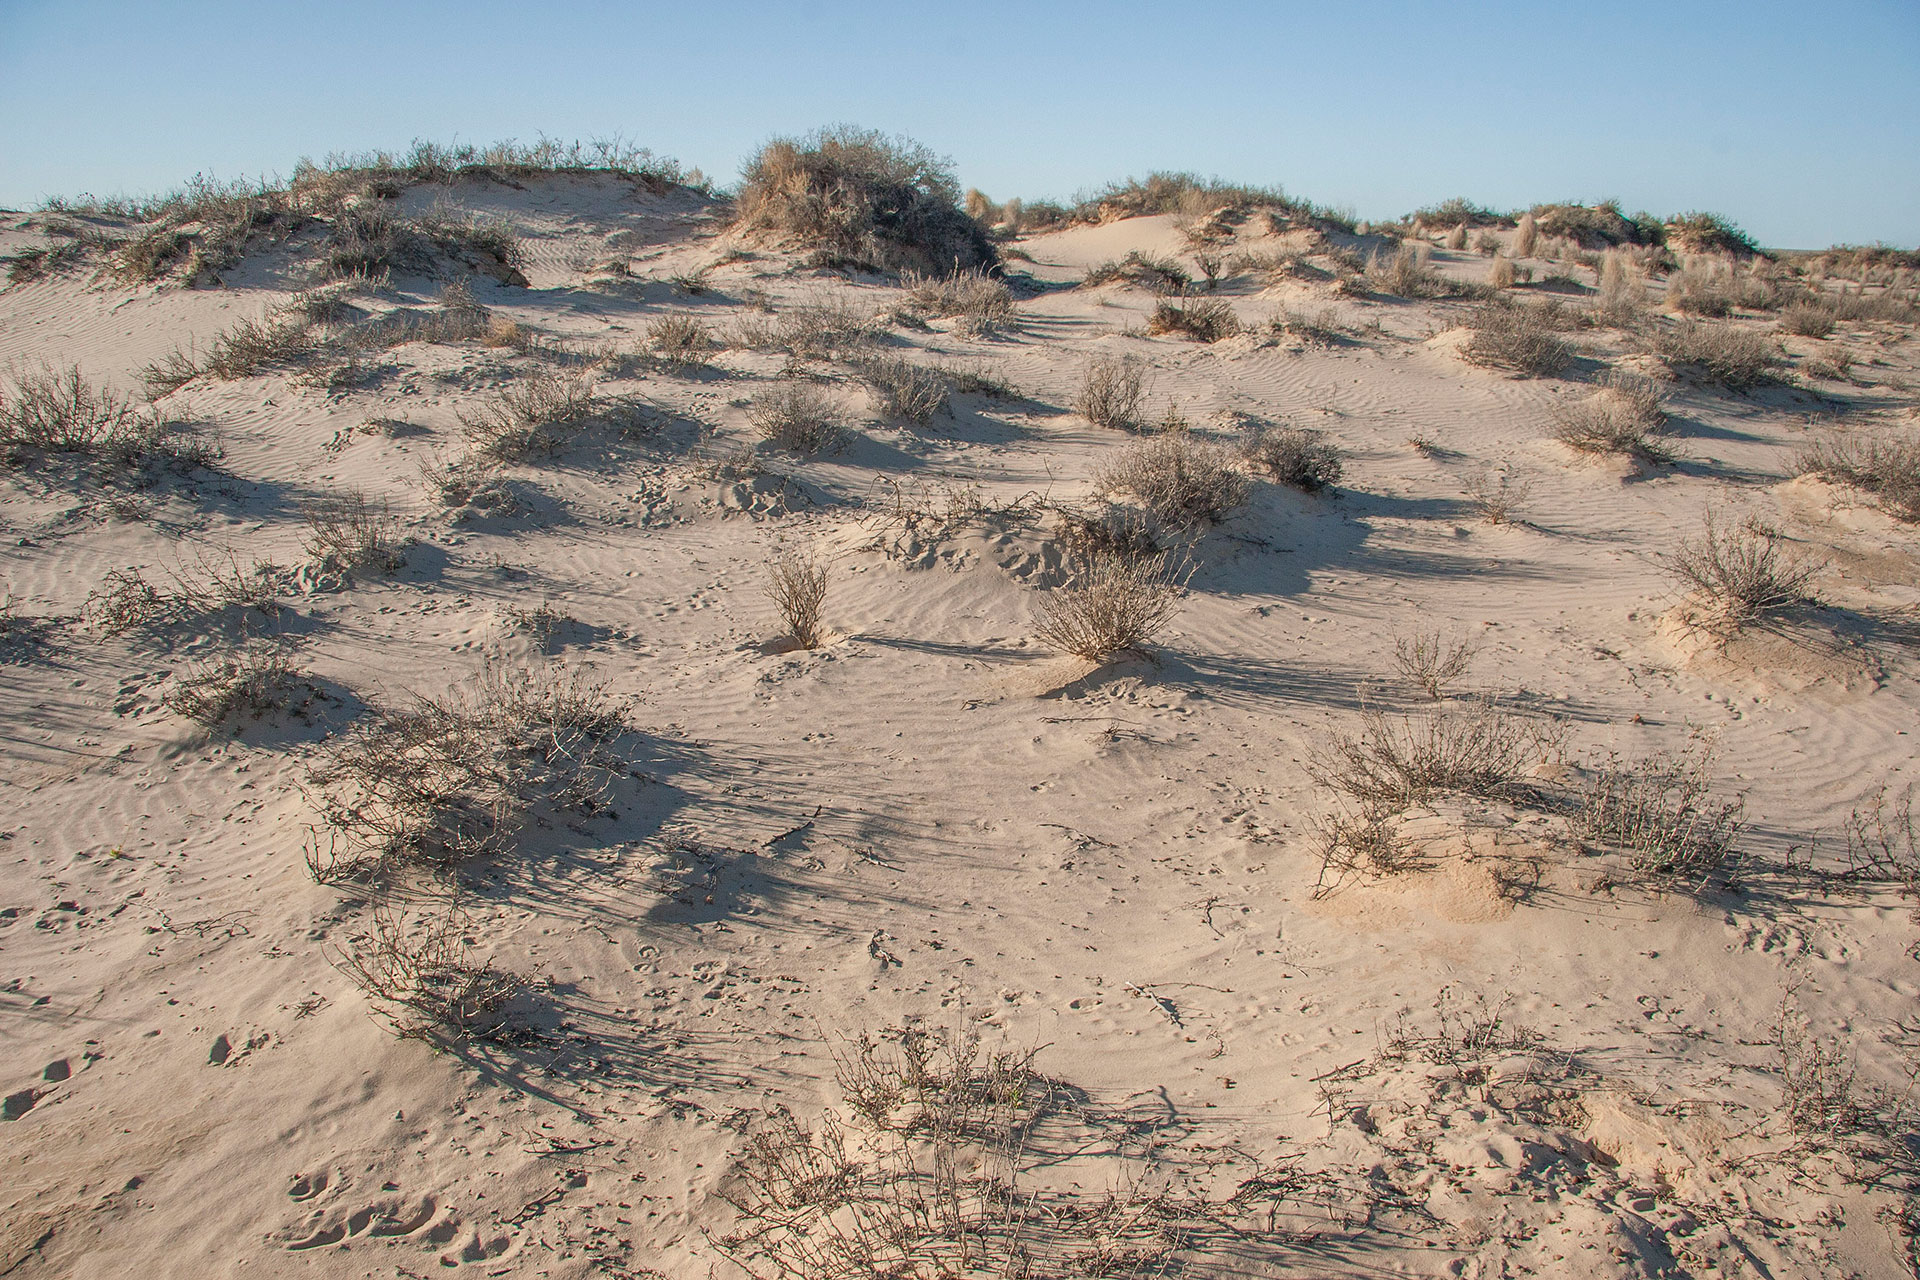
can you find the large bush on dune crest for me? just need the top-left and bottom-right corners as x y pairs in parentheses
(733, 126), (998, 276)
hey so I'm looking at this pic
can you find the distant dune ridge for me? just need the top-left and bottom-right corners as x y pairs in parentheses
(2, 130), (1919, 1278)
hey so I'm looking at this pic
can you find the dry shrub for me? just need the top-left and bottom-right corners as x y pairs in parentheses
(1842, 785), (1919, 889)
(457, 369), (596, 459)
(1308, 700), (1554, 811)
(1311, 807), (1421, 896)
(1444, 224), (1467, 251)
(304, 662), (626, 880)
(1666, 211), (1763, 258)
(1667, 262), (1737, 317)
(1779, 300), (1838, 338)
(751, 380), (842, 453)
(1082, 251), (1191, 293)
(1392, 630), (1477, 700)
(733, 126), (996, 275)
(1513, 212), (1538, 258)
(1241, 425), (1343, 491)
(1488, 255), (1516, 289)
(899, 268), (1013, 334)
(1550, 372), (1670, 461)
(766, 551), (829, 649)
(1666, 513), (1820, 630)
(301, 490), (410, 576)
(1, 365), (216, 472)
(719, 1024), (1314, 1280)
(1146, 298), (1239, 342)
(645, 312), (714, 368)
(1267, 308), (1344, 345)
(1095, 434), (1248, 529)
(330, 903), (529, 1042)
(164, 645), (316, 727)
(419, 453), (516, 515)
(1075, 355), (1148, 430)
(1573, 743), (1744, 880)
(856, 356), (950, 424)
(84, 567), (188, 634)
(1464, 468), (1533, 524)
(1596, 250), (1646, 323)
(1794, 435), (1920, 522)
(1366, 242), (1462, 299)
(1034, 552), (1181, 661)
(731, 295), (880, 361)
(1650, 319), (1784, 389)
(1462, 303), (1574, 377)
(202, 313), (319, 379)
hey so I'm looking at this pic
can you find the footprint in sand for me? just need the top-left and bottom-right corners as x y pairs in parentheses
(281, 1185), (449, 1252)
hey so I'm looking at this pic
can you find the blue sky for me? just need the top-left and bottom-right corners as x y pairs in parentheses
(2, 0), (1915, 248)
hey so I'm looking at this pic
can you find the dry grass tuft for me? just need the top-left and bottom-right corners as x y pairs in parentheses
(1034, 552), (1182, 661)
(1, 365), (218, 473)
(645, 312), (715, 368)
(733, 126), (996, 275)
(1083, 251), (1191, 293)
(1666, 513), (1820, 630)
(856, 357), (950, 424)
(750, 380), (842, 453)
(766, 551), (830, 649)
(164, 645), (316, 727)
(457, 370), (597, 459)
(304, 661), (626, 881)
(301, 490), (410, 576)
(331, 903), (529, 1042)
(1550, 372), (1670, 461)
(1075, 355), (1148, 430)
(1146, 298), (1239, 342)
(1573, 743), (1744, 880)
(1462, 303), (1574, 377)
(1366, 242), (1466, 299)
(1464, 468), (1533, 524)
(1308, 700), (1555, 811)
(1240, 425), (1343, 491)
(1392, 630), (1477, 700)
(898, 268), (1013, 334)
(1779, 300), (1838, 338)
(1794, 435), (1920, 522)
(1649, 319), (1784, 389)
(1095, 434), (1249, 529)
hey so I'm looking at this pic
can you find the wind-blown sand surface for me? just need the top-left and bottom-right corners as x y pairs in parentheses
(3, 166), (1919, 1278)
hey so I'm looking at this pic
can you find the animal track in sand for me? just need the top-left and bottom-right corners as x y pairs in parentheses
(280, 1185), (453, 1253)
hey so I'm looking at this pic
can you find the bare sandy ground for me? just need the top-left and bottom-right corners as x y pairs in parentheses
(3, 172), (1919, 1278)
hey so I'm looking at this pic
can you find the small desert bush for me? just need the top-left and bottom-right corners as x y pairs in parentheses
(1462, 303), (1574, 377)
(305, 662), (626, 880)
(1794, 435), (1920, 522)
(301, 490), (410, 576)
(1268, 308), (1345, 345)
(856, 357), (949, 424)
(1392, 630), (1477, 700)
(898, 268), (1013, 334)
(163, 645), (315, 727)
(1488, 255), (1517, 289)
(331, 902), (529, 1042)
(457, 369), (596, 459)
(1464, 468), (1533, 524)
(1573, 744), (1744, 880)
(1842, 785), (1920, 889)
(766, 550), (830, 649)
(1074, 355), (1148, 430)
(1082, 251), (1190, 293)
(1308, 700), (1554, 810)
(1665, 211), (1763, 259)
(0, 365), (215, 472)
(1513, 212), (1538, 258)
(1034, 552), (1181, 661)
(1666, 513), (1819, 630)
(84, 567), (190, 635)
(1779, 300), (1838, 338)
(1667, 262), (1738, 317)
(1550, 372), (1670, 461)
(1095, 434), (1248, 529)
(1145, 298), (1239, 342)
(202, 313), (319, 379)
(733, 126), (996, 275)
(1240, 425), (1343, 491)
(730, 295), (880, 360)
(645, 312), (715, 368)
(750, 380), (842, 452)
(1366, 242), (1462, 299)
(1649, 319), (1783, 389)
